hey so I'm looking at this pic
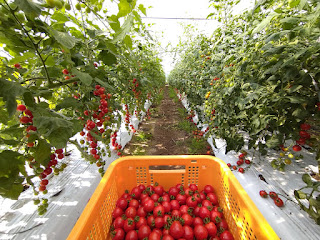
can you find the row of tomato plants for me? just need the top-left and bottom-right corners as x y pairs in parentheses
(168, 0), (320, 224)
(0, 0), (165, 215)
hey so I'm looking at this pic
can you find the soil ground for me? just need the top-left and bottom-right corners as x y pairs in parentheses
(123, 85), (212, 156)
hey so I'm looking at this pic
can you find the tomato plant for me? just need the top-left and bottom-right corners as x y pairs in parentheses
(0, 0), (165, 215)
(168, 0), (320, 224)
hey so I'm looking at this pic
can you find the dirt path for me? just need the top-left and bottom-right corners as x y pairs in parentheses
(123, 86), (211, 156)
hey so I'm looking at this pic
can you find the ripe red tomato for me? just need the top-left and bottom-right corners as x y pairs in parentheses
(300, 123), (311, 130)
(131, 187), (141, 199)
(201, 199), (213, 209)
(199, 206), (210, 219)
(259, 190), (268, 198)
(219, 230), (234, 240)
(192, 217), (203, 226)
(112, 207), (124, 219)
(204, 221), (217, 237)
(125, 207), (137, 218)
(169, 221), (184, 239)
(154, 217), (165, 229)
(116, 198), (128, 210)
(171, 209), (181, 218)
(210, 210), (222, 224)
(206, 192), (218, 205)
(170, 200), (180, 210)
(40, 179), (49, 186)
(269, 191), (278, 200)
(217, 219), (229, 231)
(292, 145), (302, 152)
(176, 194), (187, 205)
(274, 197), (284, 207)
(125, 230), (138, 240)
(148, 231), (161, 240)
(112, 228), (125, 240)
(20, 116), (32, 124)
(154, 184), (164, 196)
(189, 184), (198, 192)
(138, 225), (151, 239)
(162, 201), (171, 213)
(62, 69), (69, 75)
(296, 138), (306, 145)
(17, 104), (26, 111)
(14, 63), (22, 69)
(113, 216), (125, 229)
(123, 218), (135, 232)
(129, 199), (139, 209)
(194, 225), (208, 240)
(147, 215), (155, 228)
(135, 216), (147, 229)
(182, 225), (194, 240)
(299, 130), (310, 139)
(168, 186), (179, 197)
(153, 205), (165, 217)
(143, 199), (155, 212)
(186, 196), (198, 208)
(238, 168), (244, 173)
(151, 193), (160, 202)
(162, 235), (174, 240)
(181, 213), (193, 226)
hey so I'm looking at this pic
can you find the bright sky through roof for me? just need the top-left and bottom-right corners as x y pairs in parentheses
(138, 0), (254, 75)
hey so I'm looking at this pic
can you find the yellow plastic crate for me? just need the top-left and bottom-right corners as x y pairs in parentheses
(67, 155), (279, 240)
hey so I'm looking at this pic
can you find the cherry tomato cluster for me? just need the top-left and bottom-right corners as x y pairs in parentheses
(192, 129), (204, 140)
(131, 78), (141, 99)
(111, 183), (234, 240)
(294, 123), (312, 151)
(226, 151), (251, 174)
(78, 85), (116, 170)
(111, 131), (123, 156)
(259, 190), (284, 207)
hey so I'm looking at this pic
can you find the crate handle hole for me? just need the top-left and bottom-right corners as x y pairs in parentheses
(191, 160), (197, 163)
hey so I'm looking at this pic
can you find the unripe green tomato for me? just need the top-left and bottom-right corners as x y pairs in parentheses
(98, 168), (104, 173)
(65, 3), (71, 10)
(75, 3), (81, 10)
(86, 7), (91, 13)
(54, 0), (64, 9)
(46, 0), (56, 7)
(9, 2), (18, 10)
(34, 199), (40, 205)
(43, 189), (48, 194)
(93, 6), (99, 12)
(80, 140), (85, 144)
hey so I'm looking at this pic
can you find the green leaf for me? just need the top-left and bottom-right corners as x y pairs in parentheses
(292, 107), (307, 119)
(0, 176), (24, 200)
(23, 91), (35, 108)
(266, 134), (281, 148)
(34, 139), (51, 166)
(280, 17), (300, 25)
(287, 85), (303, 93)
(71, 68), (93, 86)
(118, 0), (132, 18)
(0, 150), (24, 178)
(111, 14), (134, 43)
(0, 79), (26, 116)
(55, 97), (83, 110)
(51, 12), (70, 23)
(51, 29), (79, 49)
(294, 190), (307, 199)
(95, 78), (116, 92)
(0, 137), (20, 146)
(108, 15), (121, 32)
(124, 35), (133, 49)
(138, 4), (147, 16)
(287, 96), (307, 104)
(33, 116), (74, 149)
(98, 50), (117, 66)
(9, 52), (34, 65)
(302, 174), (312, 185)
(252, 12), (278, 34)
(14, 0), (42, 18)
